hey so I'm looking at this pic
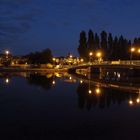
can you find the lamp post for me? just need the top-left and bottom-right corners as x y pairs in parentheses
(69, 54), (73, 58)
(137, 49), (140, 60)
(5, 50), (10, 59)
(96, 52), (102, 64)
(52, 57), (56, 66)
(80, 58), (84, 63)
(130, 47), (135, 64)
(89, 52), (93, 64)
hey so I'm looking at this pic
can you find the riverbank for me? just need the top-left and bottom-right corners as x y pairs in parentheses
(0, 67), (68, 73)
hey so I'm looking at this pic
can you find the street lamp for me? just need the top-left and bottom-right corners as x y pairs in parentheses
(5, 50), (10, 59)
(129, 100), (133, 105)
(5, 50), (9, 55)
(96, 52), (102, 63)
(80, 58), (84, 63)
(89, 52), (93, 63)
(69, 54), (73, 58)
(130, 47), (135, 64)
(52, 57), (56, 66)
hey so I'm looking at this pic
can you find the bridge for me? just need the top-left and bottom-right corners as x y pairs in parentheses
(67, 60), (140, 77)
(68, 60), (140, 70)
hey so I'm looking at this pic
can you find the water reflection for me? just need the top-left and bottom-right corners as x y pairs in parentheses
(5, 78), (10, 84)
(0, 72), (140, 110)
(77, 82), (139, 110)
(27, 73), (54, 91)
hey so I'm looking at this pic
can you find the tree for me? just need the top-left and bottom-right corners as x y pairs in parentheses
(87, 30), (95, 52)
(77, 30), (140, 61)
(27, 48), (53, 64)
(133, 38), (138, 46)
(112, 36), (119, 60)
(94, 33), (100, 50)
(41, 49), (53, 63)
(108, 33), (113, 60)
(77, 31), (88, 60)
(100, 31), (108, 59)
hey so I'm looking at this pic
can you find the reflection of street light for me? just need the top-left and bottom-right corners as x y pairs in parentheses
(88, 89), (92, 94)
(129, 100), (133, 105)
(136, 89), (140, 103)
(52, 80), (56, 85)
(130, 47), (135, 64)
(95, 88), (101, 95)
(5, 78), (9, 84)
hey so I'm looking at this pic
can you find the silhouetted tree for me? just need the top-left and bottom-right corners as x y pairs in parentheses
(78, 30), (140, 60)
(94, 33), (100, 50)
(133, 37), (138, 46)
(112, 36), (119, 60)
(108, 33), (113, 60)
(27, 48), (53, 64)
(118, 35), (125, 59)
(87, 30), (95, 52)
(78, 31), (88, 60)
(100, 31), (108, 59)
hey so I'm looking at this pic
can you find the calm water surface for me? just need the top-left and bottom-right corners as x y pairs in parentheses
(0, 72), (140, 140)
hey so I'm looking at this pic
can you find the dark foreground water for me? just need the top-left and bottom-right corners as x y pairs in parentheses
(0, 72), (140, 140)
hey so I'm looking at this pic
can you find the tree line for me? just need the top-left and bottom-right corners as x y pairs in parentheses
(24, 48), (53, 64)
(78, 30), (140, 61)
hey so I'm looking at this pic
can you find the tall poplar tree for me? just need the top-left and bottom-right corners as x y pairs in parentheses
(108, 33), (113, 60)
(101, 31), (108, 59)
(77, 31), (88, 60)
(87, 30), (95, 52)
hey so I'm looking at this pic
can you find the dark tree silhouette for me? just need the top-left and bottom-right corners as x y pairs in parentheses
(101, 31), (108, 59)
(112, 36), (119, 60)
(108, 33), (113, 60)
(77, 31), (88, 61)
(26, 48), (53, 64)
(78, 29), (140, 60)
(94, 33), (100, 50)
(87, 30), (95, 52)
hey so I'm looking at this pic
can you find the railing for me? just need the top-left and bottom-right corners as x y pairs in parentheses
(68, 60), (140, 69)
(87, 60), (140, 65)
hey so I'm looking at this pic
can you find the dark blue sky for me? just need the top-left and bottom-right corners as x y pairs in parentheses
(0, 0), (140, 56)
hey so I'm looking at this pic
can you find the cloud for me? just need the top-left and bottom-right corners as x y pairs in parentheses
(0, 0), (41, 48)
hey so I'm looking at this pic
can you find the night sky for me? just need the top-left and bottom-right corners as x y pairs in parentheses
(0, 0), (140, 56)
